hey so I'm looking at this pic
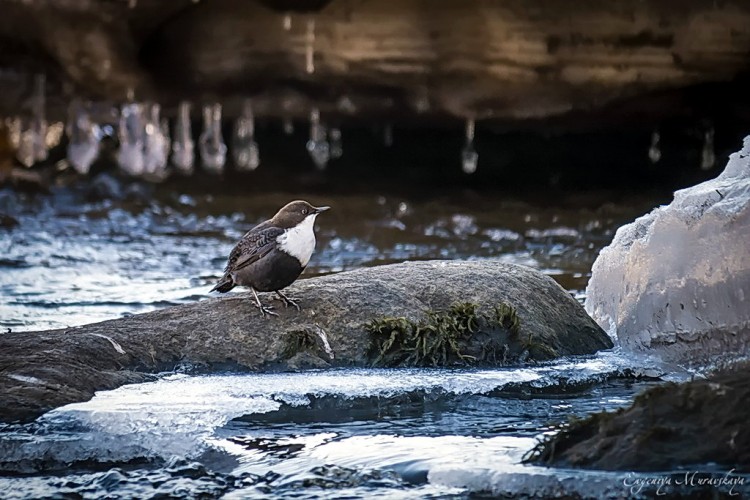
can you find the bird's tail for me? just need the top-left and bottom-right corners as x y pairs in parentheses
(211, 275), (235, 293)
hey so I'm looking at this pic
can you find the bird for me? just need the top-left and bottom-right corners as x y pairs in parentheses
(211, 200), (330, 317)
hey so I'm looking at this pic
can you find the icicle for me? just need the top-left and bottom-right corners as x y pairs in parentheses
(232, 99), (260, 171)
(337, 96), (356, 114)
(160, 117), (171, 165)
(330, 127), (342, 159)
(199, 103), (227, 174)
(306, 108), (329, 169)
(648, 130), (661, 164)
(16, 74), (48, 167)
(143, 103), (169, 180)
(117, 102), (146, 176)
(31, 75), (48, 164)
(414, 91), (430, 114)
(283, 13), (292, 31)
(305, 18), (315, 75)
(171, 101), (195, 175)
(461, 118), (478, 174)
(66, 100), (101, 175)
(383, 123), (393, 147)
(283, 116), (294, 135)
(6, 117), (20, 150)
(700, 127), (715, 171)
(16, 127), (34, 168)
(45, 122), (64, 150)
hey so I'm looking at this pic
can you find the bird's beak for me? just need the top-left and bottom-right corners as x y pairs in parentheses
(314, 206), (331, 214)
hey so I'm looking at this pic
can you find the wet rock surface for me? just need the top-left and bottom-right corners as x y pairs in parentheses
(0, 260), (611, 423)
(526, 361), (750, 471)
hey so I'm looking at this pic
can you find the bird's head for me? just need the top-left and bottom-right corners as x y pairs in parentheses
(272, 200), (330, 229)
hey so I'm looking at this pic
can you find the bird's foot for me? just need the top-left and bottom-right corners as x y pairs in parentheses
(274, 291), (301, 311)
(250, 288), (278, 318)
(255, 303), (278, 318)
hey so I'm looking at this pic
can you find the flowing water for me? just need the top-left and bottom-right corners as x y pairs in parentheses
(0, 182), (727, 498)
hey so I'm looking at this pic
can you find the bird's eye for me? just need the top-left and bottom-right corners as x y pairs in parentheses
(301, 208), (308, 215)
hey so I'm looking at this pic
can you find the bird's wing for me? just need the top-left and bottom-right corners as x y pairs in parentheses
(226, 226), (285, 273)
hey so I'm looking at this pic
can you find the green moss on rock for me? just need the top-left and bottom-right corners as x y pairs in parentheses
(281, 328), (320, 359)
(366, 301), (547, 367)
(493, 302), (520, 335)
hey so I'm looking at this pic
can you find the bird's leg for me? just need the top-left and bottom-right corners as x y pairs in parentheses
(251, 288), (278, 318)
(274, 290), (301, 311)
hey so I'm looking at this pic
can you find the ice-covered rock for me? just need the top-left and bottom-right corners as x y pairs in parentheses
(585, 136), (750, 364)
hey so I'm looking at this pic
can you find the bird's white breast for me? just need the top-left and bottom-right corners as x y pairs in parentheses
(277, 214), (317, 266)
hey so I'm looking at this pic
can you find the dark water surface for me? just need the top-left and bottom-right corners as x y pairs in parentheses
(3, 184), (735, 498)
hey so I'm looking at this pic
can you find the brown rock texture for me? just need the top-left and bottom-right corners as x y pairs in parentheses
(0, 0), (749, 124)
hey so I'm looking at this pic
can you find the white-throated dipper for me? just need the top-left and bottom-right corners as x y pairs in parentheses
(211, 200), (330, 317)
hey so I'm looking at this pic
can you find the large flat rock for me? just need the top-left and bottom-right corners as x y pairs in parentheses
(0, 260), (611, 423)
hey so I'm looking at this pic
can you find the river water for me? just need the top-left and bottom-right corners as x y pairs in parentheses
(0, 182), (728, 498)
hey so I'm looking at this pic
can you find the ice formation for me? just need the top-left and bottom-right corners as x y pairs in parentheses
(117, 103), (146, 176)
(585, 136), (750, 363)
(0, 351), (651, 469)
(171, 101), (195, 175)
(461, 118), (478, 174)
(15, 75), (49, 167)
(142, 103), (170, 179)
(66, 101), (101, 175)
(306, 108), (329, 169)
(231, 100), (260, 171)
(648, 130), (661, 164)
(199, 103), (227, 173)
(329, 127), (343, 160)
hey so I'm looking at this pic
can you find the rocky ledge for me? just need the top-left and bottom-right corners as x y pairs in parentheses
(1, 0), (750, 126)
(0, 260), (611, 423)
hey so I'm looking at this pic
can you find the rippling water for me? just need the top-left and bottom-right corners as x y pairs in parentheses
(0, 183), (656, 332)
(3, 182), (734, 498)
(0, 352), (679, 499)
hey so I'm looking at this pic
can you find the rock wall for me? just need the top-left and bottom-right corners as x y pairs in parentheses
(0, 0), (749, 124)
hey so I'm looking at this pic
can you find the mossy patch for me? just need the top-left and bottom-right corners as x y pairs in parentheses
(493, 302), (520, 334)
(365, 301), (551, 367)
(522, 333), (559, 359)
(280, 328), (319, 359)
